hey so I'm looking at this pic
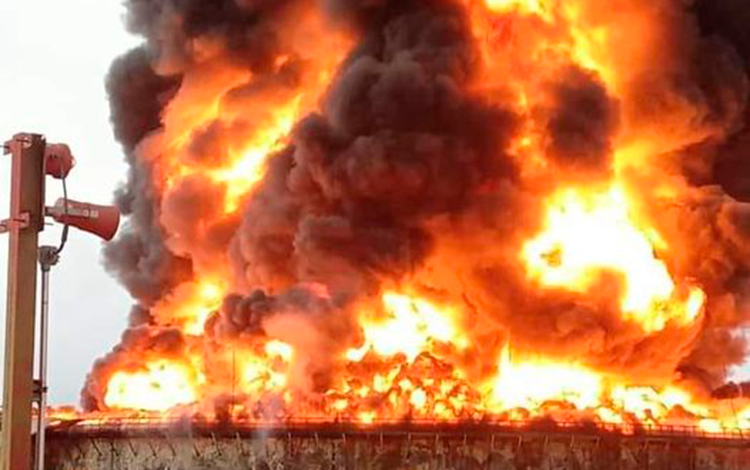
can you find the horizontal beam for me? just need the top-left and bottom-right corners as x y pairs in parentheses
(46, 419), (750, 448)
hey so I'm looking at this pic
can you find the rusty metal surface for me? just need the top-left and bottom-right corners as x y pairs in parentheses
(2, 133), (46, 470)
(44, 421), (750, 470)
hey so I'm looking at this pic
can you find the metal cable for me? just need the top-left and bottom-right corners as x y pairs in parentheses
(55, 175), (69, 255)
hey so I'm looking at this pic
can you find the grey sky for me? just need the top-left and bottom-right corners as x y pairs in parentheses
(0, 0), (748, 409)
(0, 0), (138, 404)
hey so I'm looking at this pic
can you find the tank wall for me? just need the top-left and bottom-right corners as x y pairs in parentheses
(46, 432), (750, 470)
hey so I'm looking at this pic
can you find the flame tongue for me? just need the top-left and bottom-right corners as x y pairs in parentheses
(87, 0), (750, 433)
(104, 360), (202, 412)
(522, 185), (705, 332)
(491, 344), (602, 411)
(93, 293), (748, 431)
(346, 292), (469, 362)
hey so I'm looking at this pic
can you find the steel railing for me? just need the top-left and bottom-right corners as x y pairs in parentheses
(46, 417), (748, 442)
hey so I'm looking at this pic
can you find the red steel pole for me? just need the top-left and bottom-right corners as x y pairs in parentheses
(1, 133), (46, 470)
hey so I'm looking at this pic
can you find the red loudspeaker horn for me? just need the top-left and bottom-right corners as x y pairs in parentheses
(48, 198), (120, 241)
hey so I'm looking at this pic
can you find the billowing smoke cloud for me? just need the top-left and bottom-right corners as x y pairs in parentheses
(540, 66), (619, 172)
(695, 0), (750, 206)
(87, 0), (750, 415)
(104, 47), (191, 307)
(713, 381), (750, 399)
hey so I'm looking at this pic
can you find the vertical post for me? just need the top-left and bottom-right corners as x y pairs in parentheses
(34, 267), (49, 470)
(1, 133), (46, 470)
(34, 247), (59, 470)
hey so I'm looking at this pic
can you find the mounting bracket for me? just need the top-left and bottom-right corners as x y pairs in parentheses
(0, 212), (31, 234)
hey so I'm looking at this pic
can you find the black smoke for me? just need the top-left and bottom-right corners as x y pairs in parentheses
(87, 0), (750, 411)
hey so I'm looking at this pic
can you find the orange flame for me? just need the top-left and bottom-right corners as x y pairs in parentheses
(104, 360), (203, 412)
(77, 0), (750, 437)
(523, 185), (705, 332)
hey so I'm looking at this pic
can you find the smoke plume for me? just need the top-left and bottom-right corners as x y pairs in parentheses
(84, 0), (750, 422)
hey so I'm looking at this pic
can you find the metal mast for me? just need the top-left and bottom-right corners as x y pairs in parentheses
(1, 134), (46, 470)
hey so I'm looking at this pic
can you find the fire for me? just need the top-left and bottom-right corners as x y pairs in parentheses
(522, 185), (705, 332)
(608, 386), (706, 422)
(346, 292), (469, 362)
(209, 96), (302, 213)
(151, 280), (225, 336)
(239, 340), (293, 394)
(485, 0), (551, 20)
(490, 344), (602, 411)
(325, 352), (483, 421)
(103, 360), (201, 412)
(77, 0), (750, 438)
(84, 288), (750, 434)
